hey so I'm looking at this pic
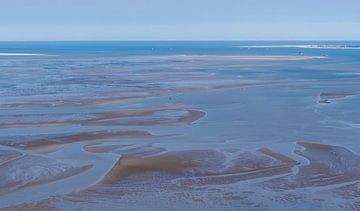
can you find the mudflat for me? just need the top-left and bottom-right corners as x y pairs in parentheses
(1, 42), (360, 210)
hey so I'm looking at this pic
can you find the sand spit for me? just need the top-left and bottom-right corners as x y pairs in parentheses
(135, 55), (327, 61)
(27, 131), (154, 153)
(0, 87), (208, 109)
(83, 144), (133, 153)
(90, 109), (206, 127)
(0, 108), (205, 129)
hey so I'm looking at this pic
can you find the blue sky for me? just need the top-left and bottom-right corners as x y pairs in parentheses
(0, 0), (359, 40)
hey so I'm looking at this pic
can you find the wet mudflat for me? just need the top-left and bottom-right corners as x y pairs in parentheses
(1, 42), (360, 210)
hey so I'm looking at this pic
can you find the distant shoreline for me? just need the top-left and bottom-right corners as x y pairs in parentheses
(0, 53), (50, 56)
(236, 45), (360, 49)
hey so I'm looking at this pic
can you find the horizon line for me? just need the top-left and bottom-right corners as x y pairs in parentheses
(1, 39), (360, 42)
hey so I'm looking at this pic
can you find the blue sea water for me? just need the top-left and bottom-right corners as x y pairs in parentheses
(1, 41), (360, 58)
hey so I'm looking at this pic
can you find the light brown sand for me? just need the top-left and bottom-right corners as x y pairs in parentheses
(100, 147), (298, 186)
(83, 144), (133, 153)
(135, 55), (327, 61)
(0, 103), (51, 109)
(23, 131), (154, 153)
(0, 108), (205, 128)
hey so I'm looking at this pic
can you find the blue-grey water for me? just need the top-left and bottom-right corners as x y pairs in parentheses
(0, 41), (360, 210)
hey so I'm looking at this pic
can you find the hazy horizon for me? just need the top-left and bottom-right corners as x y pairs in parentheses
(1, 39), (360, 42)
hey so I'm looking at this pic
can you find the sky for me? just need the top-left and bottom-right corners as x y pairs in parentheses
(0, 0), (359, 41)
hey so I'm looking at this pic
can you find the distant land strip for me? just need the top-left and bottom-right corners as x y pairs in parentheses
(236, 45), (360, 49)
(0, 53), (53, 56)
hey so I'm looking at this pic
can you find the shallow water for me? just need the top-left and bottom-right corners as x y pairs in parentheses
(0, 41), (360, 210)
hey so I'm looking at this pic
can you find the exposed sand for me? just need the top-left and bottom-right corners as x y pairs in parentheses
(9, 131), (155, 153)
(263, 142), (360, 190)
(83, 144), (133, 153)
(0, 103), (51, 109)
(26, 143), (66, 154)
(4, 143), (360, 210)
(0, 95), (152, 109)
(1, 203), (58, 211)
(99, 146), (298, 186)
(0, 122), (68, 129)
(0, 108), (205, 128)
(135, 55), (327, 61)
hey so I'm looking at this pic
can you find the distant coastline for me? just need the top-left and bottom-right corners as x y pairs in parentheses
(236, 45), (360, 49)
(0, 53), (50, 56)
